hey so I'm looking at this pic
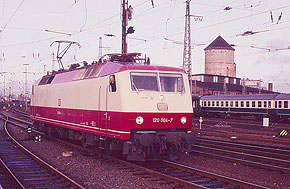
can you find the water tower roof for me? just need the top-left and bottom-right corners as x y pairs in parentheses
(205, 36), (235, 51)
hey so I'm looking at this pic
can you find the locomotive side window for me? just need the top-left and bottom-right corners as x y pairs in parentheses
(207, 101), (210, 106)
(246, 101), (250, 107)
(109, 75), (116, 92)
(268, 101), (271, 108)
(230, 101), (233, 107)
(203, 101), (206, 107)
(130, 72), (158, 92)
(160, 73), (184, 93)
(258, 101), (262, 107)
(241, 101), (244, 107)
(221, 101), (224, 107)
(225, 101), (228, 107)
(216, 101), (219, 107)
(264, 101), (267, 108)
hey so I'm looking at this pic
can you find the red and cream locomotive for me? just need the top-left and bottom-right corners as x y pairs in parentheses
(31, 53), (195, 160)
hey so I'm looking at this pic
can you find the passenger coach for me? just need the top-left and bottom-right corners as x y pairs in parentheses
(200, 94), (290, 120)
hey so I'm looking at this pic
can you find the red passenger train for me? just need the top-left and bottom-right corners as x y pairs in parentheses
(31, 53), (195, 160)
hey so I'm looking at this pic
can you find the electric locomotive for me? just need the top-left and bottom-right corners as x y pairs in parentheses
(31, 53), (195, 161)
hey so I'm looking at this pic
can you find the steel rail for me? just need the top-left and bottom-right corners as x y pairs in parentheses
(197, 137), (290, 160)
(0, 149), (25, 188)
(163, 160), (269, 189)
(0, 114), (85, 189)
(193, 138), (290, 174)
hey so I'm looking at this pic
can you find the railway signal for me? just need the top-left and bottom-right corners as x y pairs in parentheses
(199, 117), (203, 129)
(27, 126), (32, 140)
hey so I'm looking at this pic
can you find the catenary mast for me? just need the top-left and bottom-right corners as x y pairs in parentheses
(183, 0), (192, 94)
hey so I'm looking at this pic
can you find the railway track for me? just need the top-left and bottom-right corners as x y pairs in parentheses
(193, 137), (290, 174)
(0, 156), (23, 188)
(193, 117), (289, 133)
(193, 127), (290, 145)
(5, 110), (271, 188)
(0, 115), (84, 188)
(132, 160), (269, 188)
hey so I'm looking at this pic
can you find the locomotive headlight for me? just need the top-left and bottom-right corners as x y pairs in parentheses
(181, 116), (187, 124)
(136, 116), (144, 125)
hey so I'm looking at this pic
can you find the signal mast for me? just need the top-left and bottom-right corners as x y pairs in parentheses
(121, 0), (134, 54)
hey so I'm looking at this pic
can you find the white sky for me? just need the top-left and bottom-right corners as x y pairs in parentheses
(0, 0), (290, 94)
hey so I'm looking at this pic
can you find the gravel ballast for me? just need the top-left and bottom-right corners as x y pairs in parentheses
(5, 121), (290, 189)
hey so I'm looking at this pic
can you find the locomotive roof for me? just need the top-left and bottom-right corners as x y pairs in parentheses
(200, 94), (279, 101)
(33, 61), (185, 86)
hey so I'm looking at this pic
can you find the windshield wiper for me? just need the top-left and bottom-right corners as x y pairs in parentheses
(132, 81), (139, 94)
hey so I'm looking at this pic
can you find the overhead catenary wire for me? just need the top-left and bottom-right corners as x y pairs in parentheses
(1, 0), (24, 31)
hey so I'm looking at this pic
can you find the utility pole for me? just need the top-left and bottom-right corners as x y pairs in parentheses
(98, 37), (102, 59)
(1, 71), (7, 102)
(121, 0), (128, 54)
(52, 52), (56, 72)
(43, 64), (47, 75)
(23, 64), (29, 111)
(183, 0), (192, 94)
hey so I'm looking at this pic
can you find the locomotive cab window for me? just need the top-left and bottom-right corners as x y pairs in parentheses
(160, 73), (184, 93)
(130, 72), (158, 92)
(109, 75), (116, 92)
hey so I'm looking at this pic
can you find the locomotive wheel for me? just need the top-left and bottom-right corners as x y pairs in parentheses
(81, 137), (89, 148)
(168, 143), (179, 161)
(104, 139), (113, 155)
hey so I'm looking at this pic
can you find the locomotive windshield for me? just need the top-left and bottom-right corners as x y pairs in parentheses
(130, 72), (184, 93)
(160, 73), (184, 93)
(131, 72), (159, 91)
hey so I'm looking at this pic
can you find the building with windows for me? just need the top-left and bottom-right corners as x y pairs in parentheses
(191, 36), (274, 96)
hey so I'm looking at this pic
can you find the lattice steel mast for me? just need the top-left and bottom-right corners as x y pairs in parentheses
(183, 0), (192, 94)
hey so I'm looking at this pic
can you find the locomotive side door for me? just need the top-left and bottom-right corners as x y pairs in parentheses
(98, 86), (108, 130)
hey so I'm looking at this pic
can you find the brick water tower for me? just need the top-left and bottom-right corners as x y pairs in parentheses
(204, 36), (236, 77)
